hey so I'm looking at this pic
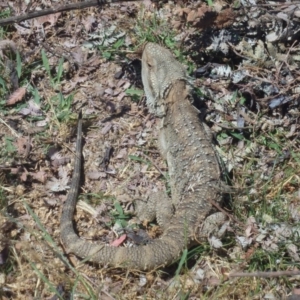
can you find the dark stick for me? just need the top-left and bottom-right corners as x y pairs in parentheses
(0, 0), (138, 26)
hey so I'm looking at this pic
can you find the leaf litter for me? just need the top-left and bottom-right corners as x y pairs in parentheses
(1, 0), (300, 299)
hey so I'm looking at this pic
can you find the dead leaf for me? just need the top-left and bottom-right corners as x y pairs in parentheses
(0, 246), (9, 265)
(292, 288), (300, 295)
(20, 171), (28, 182)
(15, 137), (30, 156)
(208, 236), (223, 249)
(52, 157), (70, 168)
(19, 99), (42, 116)
(0, 39), (17, 58)
(207, 275), (221, 286)
(10, 167), (22, 174)
(86, 171), (107, 180)
(101, 123), (112, 135)
(6, 87), (26, 106)
(287, 244), (300, 261)
(43, 198), (57, 207)
(34, 13), (61, 27)
(110, 234), (127, 247)
(115, 148), (127, 159)
(46, 166), (69, 192)
(30, 171), (47, 183)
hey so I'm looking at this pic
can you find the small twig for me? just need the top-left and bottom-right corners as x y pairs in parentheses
(0, 117), (20, 138)
(0, 162), (36, 169)
(249, 2), (300, 7)
(229, 270), (300, 278)
(266, 174), (300, 199)
(211, 120), (253, 130)
(101, 146), (113, 169)
(0, 0), (138, 26)
(258, 92), (298, 104)
(140, 152), (166, 178)
(23, 136), (31, 159)
(238, 110), (257, 126)
(227, 42), (251, 61)
(275, 40), (298, 83)
(208, 198), (245, 228)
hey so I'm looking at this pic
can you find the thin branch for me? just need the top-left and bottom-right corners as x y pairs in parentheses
(0, 117), (20, 138)
(208, 198), (245, 228)
(251, 2), (300, 6)
(140, 152), (166, 178)
(0, 0), (138, 27)
(229, 270), (300, 278)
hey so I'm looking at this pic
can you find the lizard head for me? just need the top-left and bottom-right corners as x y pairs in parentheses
(141, 42), (189, 117)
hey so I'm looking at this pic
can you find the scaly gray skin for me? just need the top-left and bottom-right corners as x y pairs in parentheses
(60, 43), (222, 270)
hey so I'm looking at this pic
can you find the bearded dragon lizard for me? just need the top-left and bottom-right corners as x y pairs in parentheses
(60, 43), (224, 270)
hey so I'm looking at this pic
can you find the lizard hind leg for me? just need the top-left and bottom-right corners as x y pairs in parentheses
(134, 191), (174, 230)
(194, 212), (228, 248)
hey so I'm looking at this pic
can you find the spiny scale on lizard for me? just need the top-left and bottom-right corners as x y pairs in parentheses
(60, 43), (224, 271)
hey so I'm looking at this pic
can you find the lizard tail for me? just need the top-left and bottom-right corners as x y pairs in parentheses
(60, 113), (190, 270)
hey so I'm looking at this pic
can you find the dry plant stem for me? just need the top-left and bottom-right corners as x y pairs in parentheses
(255, 2), (300, 6)
(211, 121), (252, 130)
(229, 270), (300, 278)
(259, 93), (297, 104)
(139, 152), (165, 178)
(276, 40), (298, 81)
(22, 136), (31, 159)
(266, 174), (300, 199)
(227, 42), (252, 61)
(238, 110), (257, 126)
(0, 117), (20, 137)
(208, 198), (244, 228)
(0, 0), (139, 26)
